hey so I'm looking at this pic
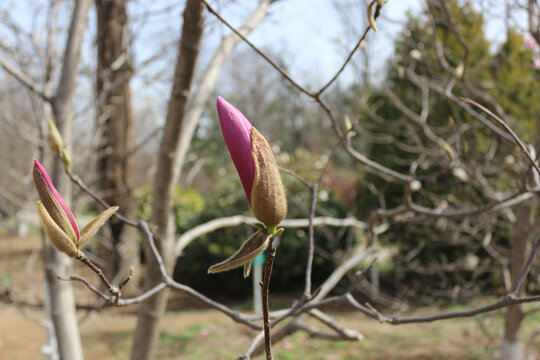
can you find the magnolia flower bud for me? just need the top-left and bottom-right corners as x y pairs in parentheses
(210, 97), (287, 278)
(216, 97), (287, 228)
(33, 159), (118, 256)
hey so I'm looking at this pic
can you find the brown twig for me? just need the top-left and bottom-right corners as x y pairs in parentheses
(65, 169), (139, 227)
(198, 0), (313, 97)
(75, 251), (121, 303)
(278, 167), (310, 188)
(304, 183), (318, 297)
(305, 130), (354, 296)
(59, 275), (109, 300)
(261, 243), (277, 359)
(460, 97), (540, 177)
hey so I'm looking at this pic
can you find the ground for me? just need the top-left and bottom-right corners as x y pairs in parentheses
(1, 232), (539, 359)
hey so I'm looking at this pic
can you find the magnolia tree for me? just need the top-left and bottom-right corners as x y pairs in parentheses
(3, 0), (540, 360)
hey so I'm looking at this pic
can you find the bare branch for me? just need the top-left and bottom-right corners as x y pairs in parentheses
(0, 54), (50, 101)
(261, 244), (277, 359)
(198, 0), (314, 96)
(308, 308), (364, 340)
(461, 97), (540, 177)
(175, 215), (386, 256)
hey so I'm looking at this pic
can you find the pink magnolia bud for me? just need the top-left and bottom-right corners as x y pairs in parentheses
(33, 160), (118, 257)
(217, 97), (287, 227)
(217, 97), (255, 204)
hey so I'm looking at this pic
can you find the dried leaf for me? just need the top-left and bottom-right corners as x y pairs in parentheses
(208, 230), (271, 278)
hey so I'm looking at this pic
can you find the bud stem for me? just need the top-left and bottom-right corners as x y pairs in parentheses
(261, 245), (277, 360)
(266, 225), (277, 235)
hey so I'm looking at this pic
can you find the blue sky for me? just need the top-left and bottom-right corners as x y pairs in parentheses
(205, 0), (423, 87)
(0, 0), (519, 87)
(0, 0), (520, 129)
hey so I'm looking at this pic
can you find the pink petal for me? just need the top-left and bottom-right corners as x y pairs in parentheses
(217, 97), (255, 204)
(34, 160), (79, 240)
(525, 34), (538, 49)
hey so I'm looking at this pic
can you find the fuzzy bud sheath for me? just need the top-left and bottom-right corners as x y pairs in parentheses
(250, 128), (287, 227)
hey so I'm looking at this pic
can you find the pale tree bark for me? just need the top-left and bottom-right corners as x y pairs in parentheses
(96, 0), (140, 294)
(45, 1), (93, 359)
(130, 1), (205, 359)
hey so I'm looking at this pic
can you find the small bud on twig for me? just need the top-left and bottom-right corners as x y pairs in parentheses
(47, 118), (63, 155)
(33, 160), (119, 256)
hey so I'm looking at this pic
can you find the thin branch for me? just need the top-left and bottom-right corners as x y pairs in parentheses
(304, 183), (318, 297)
(339, 237), (540, 324)
(316, 27), (371, 95)
(175, 214), (384, 256)
(305, 130), (355, 296)
(279, 167), (310, 188)
(75, 251), (121, 303)
(238, 330), (265, 360)
(461, 97), (540, 177)
(65, 169), (139, 227)
(0, 54), (50, 101)
(137, 221), (261, 330)
(261, 244), (277, 359)
(198, 0), (313, 96)
(408, 190), (537, 219)
(59, 275), (109, 300)
(317, 1), (383, 95)
(63, 218), (261, 329)
(344, 141), (413, 182)
(403, 68), (514, 142)
(508, 237), (540, 298)
(308, 308), (363, 340)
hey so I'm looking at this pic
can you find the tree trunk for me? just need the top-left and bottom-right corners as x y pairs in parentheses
(130, 2), (205, 359)
(96, 0), (140, 294)
(500, 204), (531, 360)
(42, 1), (92, 359)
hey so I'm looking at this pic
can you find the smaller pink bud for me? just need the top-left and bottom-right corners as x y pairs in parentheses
(33, 160), (119, 256)
(33, 159), (79, 242)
